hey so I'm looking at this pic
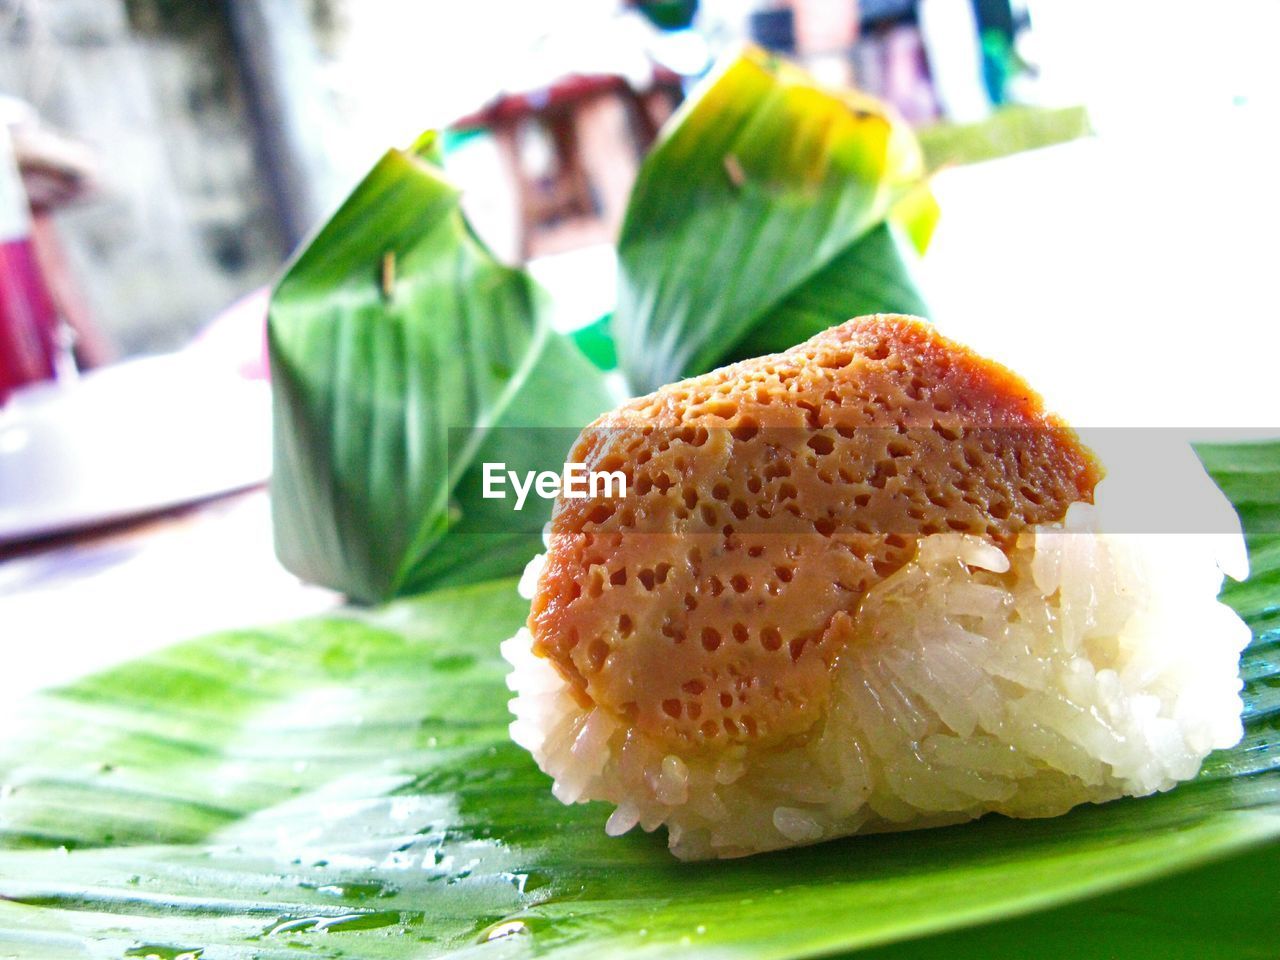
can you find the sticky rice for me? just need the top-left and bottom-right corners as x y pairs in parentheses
(505, 476), (1248, 858)
(503, 316), (1250, 859)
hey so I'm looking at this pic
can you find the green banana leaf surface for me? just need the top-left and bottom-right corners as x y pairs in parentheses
(0, 443), (1277, 959)
(721, 220), (929, 364)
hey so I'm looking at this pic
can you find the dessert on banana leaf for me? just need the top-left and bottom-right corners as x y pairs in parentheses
(504, 315), (1249, 859)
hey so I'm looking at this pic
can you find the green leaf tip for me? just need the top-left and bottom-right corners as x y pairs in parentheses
(917, 104), (1094, 172)
(409, 128), (444, 165)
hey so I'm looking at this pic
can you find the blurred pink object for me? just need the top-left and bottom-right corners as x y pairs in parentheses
(793, 0), (859, 56)
(0, 125), (58, 403)
(190, 285), (271, 380)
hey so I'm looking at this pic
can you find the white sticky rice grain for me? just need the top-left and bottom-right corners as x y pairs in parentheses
(504, 464), (1251, 859)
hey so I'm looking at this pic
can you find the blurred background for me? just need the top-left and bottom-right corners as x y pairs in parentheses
(1, 0), (1274, 370)
(2, 0), (1278, 679)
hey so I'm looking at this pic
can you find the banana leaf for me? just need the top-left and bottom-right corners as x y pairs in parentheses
(612, 48), (937, 393)
(721, 219), (929, 364)
(269, 133), (614, 603)
(916, 105), (1093, 173)
(850, 835), (1279, 960)
(268, 54), (1095, 603)
(1, 441), (1277, 959)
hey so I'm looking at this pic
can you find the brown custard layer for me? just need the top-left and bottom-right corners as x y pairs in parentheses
(530, 315), (1101, 752)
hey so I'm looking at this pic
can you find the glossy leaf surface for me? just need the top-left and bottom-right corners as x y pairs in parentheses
(1, 444), (1277, 959)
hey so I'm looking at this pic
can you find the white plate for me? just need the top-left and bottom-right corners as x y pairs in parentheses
(0, 353), (271, 544)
